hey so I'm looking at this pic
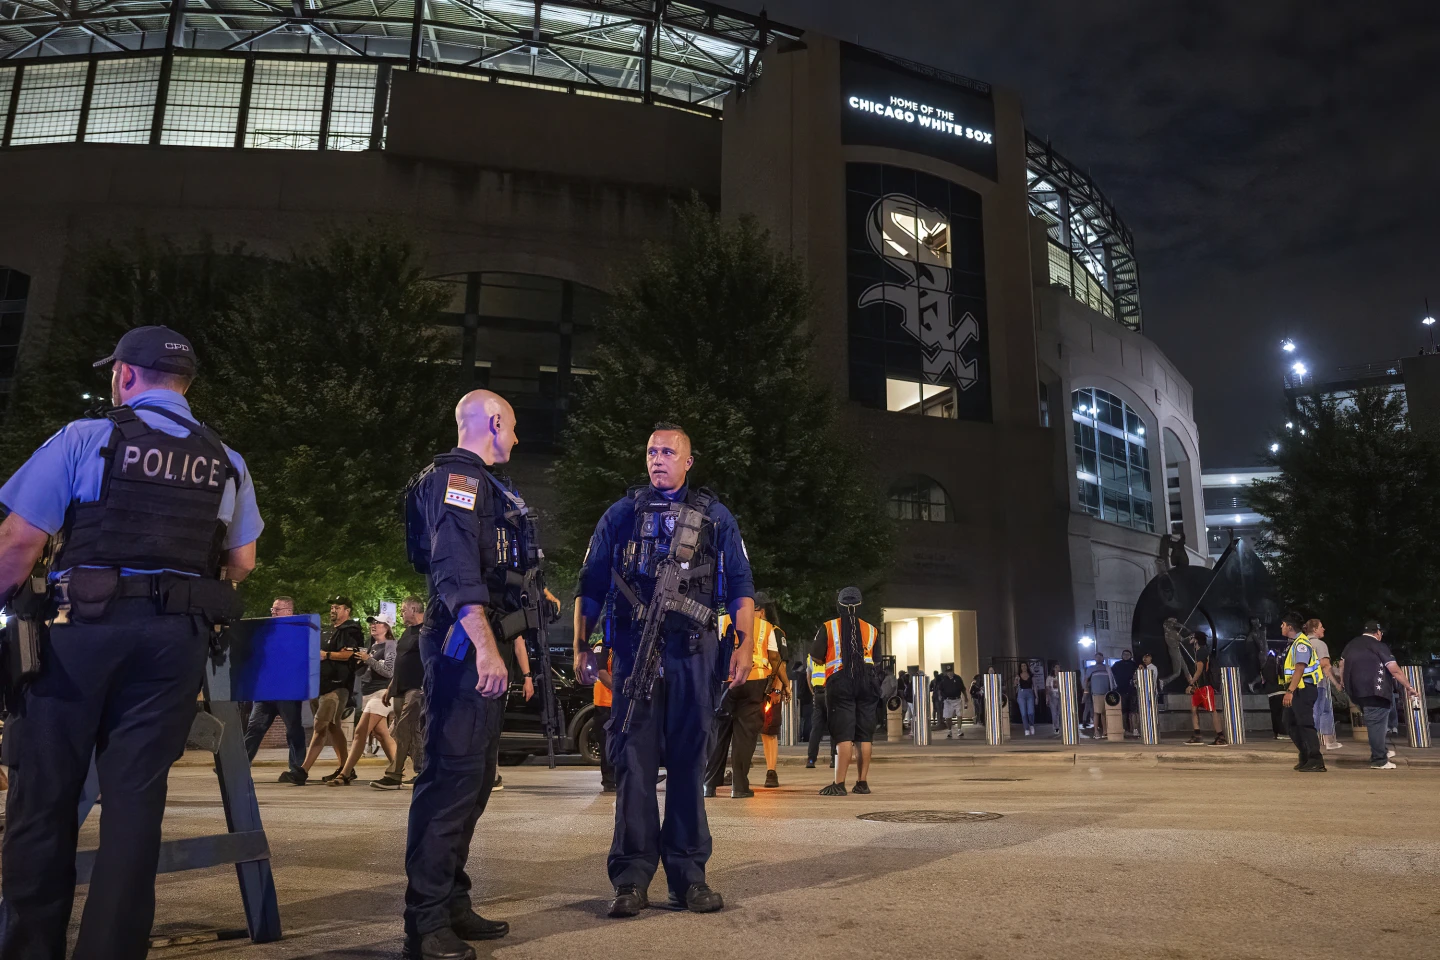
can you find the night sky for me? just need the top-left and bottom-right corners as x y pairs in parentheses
(733, 1), (1440, 466)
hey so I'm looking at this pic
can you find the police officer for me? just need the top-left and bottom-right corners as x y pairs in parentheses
(0, 326), (263, 960)
(401, 389), (551, 960)
(1278, 611), (1326, 773)
(812, 587), (880, 796)
(573, 422), (754, 918)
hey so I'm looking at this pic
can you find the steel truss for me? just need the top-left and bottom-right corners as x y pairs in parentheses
(1026, 134), (1141, 331)
(0, 0), (798, 110)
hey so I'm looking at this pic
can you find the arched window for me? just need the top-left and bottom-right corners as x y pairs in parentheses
(1071, 387), (1153, 532)
(887, 475), (951, 522)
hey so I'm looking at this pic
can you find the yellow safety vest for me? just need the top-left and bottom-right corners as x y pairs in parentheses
(821, 617), (877, 679)
(808, 655), (826, 688)
(1281, 634), (1323, 689)
(719, 613), (776, 680)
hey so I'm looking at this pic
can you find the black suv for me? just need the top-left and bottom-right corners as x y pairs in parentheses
(498, 645), (604, 764)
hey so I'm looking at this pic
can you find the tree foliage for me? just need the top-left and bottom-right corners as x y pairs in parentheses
(1250, 387), (1440, 656)
(552, 199), (892, 628)
(1, 228), (454, 614)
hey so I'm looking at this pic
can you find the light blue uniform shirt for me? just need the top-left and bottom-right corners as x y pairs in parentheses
(0, 389), (263, 578)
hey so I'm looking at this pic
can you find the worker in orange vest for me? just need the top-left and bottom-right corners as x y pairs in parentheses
(704, 597), (781, 798)
(591, 639), (616, 793)
(810, 587), (880, 796)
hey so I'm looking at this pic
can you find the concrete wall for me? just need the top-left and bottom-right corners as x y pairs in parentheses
(721, 34), (1076, 667)
(0, 71), (718, 365)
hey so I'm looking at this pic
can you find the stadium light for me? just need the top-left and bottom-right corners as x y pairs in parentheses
(1291, 361), (1307, 377)
(1280, 338), (1296, 353)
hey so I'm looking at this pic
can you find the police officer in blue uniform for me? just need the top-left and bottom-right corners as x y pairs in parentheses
(573, 422), (755, 918)
(0, 326), (263, 960)
(401, 389), (548, 960)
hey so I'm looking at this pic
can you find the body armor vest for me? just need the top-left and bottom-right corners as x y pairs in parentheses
(613, 486), (721, 615)
(54, 406), (234, 577)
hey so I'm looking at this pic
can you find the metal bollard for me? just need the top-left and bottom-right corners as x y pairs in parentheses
(1403, 666), (1431, 748)
(779, 684), (798, 747)
(1136, 666), (1160, 745)
(1055, 671), (1080, 745)
(911, 673), (930, 746)
(982, 672), (1005, 745)
(1218, 665), (1245, 745)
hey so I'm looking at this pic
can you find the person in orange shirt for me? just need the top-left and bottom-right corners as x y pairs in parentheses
(591, 641), (616, 793)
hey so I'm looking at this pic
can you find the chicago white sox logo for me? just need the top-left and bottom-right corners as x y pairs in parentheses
(858, 193), (980, 389)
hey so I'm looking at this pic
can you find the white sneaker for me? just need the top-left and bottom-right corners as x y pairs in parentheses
(1372, 761), (1397, 769)
(1325, 742), (1343, 750)
(1387, 747), (1397, 758)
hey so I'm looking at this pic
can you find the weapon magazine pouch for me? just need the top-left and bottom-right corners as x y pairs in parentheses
(67, 566), (120, 621)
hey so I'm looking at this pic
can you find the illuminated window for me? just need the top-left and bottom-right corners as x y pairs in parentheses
(886, 378), (956, 418)
(887, 475), (950, 522)
(1072, 387), (1153, 532)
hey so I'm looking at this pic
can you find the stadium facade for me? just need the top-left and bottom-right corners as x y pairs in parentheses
(0, 1), (1208, 672)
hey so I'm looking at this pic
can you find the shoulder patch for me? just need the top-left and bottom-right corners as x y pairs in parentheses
(444, 473), (480, 511)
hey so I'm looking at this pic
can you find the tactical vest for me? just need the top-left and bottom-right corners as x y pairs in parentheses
(821, 616), (878, 679)
(613, 485), (722, 613)
(54, 406), (234, 577)
(1282, 634), (1324, 689)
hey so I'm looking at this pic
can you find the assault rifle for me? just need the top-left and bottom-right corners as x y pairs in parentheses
(612, 503), (715, 733)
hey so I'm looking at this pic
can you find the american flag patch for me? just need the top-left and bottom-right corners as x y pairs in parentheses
(444, 473), (479, 510)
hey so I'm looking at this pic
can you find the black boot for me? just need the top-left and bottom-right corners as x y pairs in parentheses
(449, 907), (509, 941)
(608, 884), (649, 918)
(668, 882), (724, 913)
(402, 928), (476, 960)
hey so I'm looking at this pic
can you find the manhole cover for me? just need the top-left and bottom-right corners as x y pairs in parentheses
(857, 810), (1003, 823)
(960, 777), (1029, 782)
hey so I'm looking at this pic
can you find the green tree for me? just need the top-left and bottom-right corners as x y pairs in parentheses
(1251, 386), (1440, 656)
(1, 228), (454, 615)
(552, 199), (891, 628)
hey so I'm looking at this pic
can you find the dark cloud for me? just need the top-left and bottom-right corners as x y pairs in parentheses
(731, 1), (1440, 464)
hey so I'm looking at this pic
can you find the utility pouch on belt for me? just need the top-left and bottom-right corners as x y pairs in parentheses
(67, 566), (120, 621)
(159, 574), (245, 623)
(3, 575), (50, 710)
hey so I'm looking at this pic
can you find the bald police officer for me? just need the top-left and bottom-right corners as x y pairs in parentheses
(401, 390), (547, 960)
(574, 422), (755, 918)
(0, 326), (263, 960)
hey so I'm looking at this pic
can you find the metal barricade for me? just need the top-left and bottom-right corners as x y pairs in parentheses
(911, 673), (930, 746)
(1404, 666), (1431, 748)
(1055, 671), (1080, 745)
(1218, 665), (1245, 745)
(982, 672), (1005, 746)
(1135, 666), (1160, 745)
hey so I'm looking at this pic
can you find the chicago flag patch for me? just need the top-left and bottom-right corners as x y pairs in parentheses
(444, 473), (479, 510)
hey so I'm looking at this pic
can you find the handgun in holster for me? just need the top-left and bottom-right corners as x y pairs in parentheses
(2, 575), (50, 708)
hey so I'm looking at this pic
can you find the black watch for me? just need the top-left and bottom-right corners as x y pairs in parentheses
(522, 672), (532, 678)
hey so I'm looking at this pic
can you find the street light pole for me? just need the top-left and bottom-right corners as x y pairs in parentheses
(1423, 298), (1435, 353)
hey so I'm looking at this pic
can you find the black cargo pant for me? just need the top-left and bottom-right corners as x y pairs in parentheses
(403, 627), (503, 938)
(806, 686), (832, 765)
(704, 678), (766, 793)
(0, 599), (208, 960)
(1284, 685), (1322, 767)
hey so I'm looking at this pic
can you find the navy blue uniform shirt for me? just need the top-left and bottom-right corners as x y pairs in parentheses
(413, 448), (497, 630)
(576, 483), (754, 623)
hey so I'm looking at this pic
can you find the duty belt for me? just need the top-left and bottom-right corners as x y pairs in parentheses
(54, 572), (164, 605)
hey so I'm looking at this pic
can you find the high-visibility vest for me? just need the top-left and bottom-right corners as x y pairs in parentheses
(808, 655), (826, 688)
(593, 648), (613, 708)
(821, 617), (877, 679)
(1281, 634), (1323, 689)
(719, 612), (776, 681)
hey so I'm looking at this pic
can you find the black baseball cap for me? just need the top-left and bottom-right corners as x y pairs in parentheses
(1364, 620), (1384, 634)
(328, 595), (353, 609)
(837, 586), (863, 606)
(93, 325), (198, 375)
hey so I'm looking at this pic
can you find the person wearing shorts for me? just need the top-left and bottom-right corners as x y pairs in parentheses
(332, 617), (399, 785)
(293, 597), (365, 784)
(937, 665), (967, 738)
(1185, 632), (1226, 745)
(812, 587), (880, 797)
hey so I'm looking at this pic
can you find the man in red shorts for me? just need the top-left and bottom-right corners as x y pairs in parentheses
(1185, 631), (1227, 745)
